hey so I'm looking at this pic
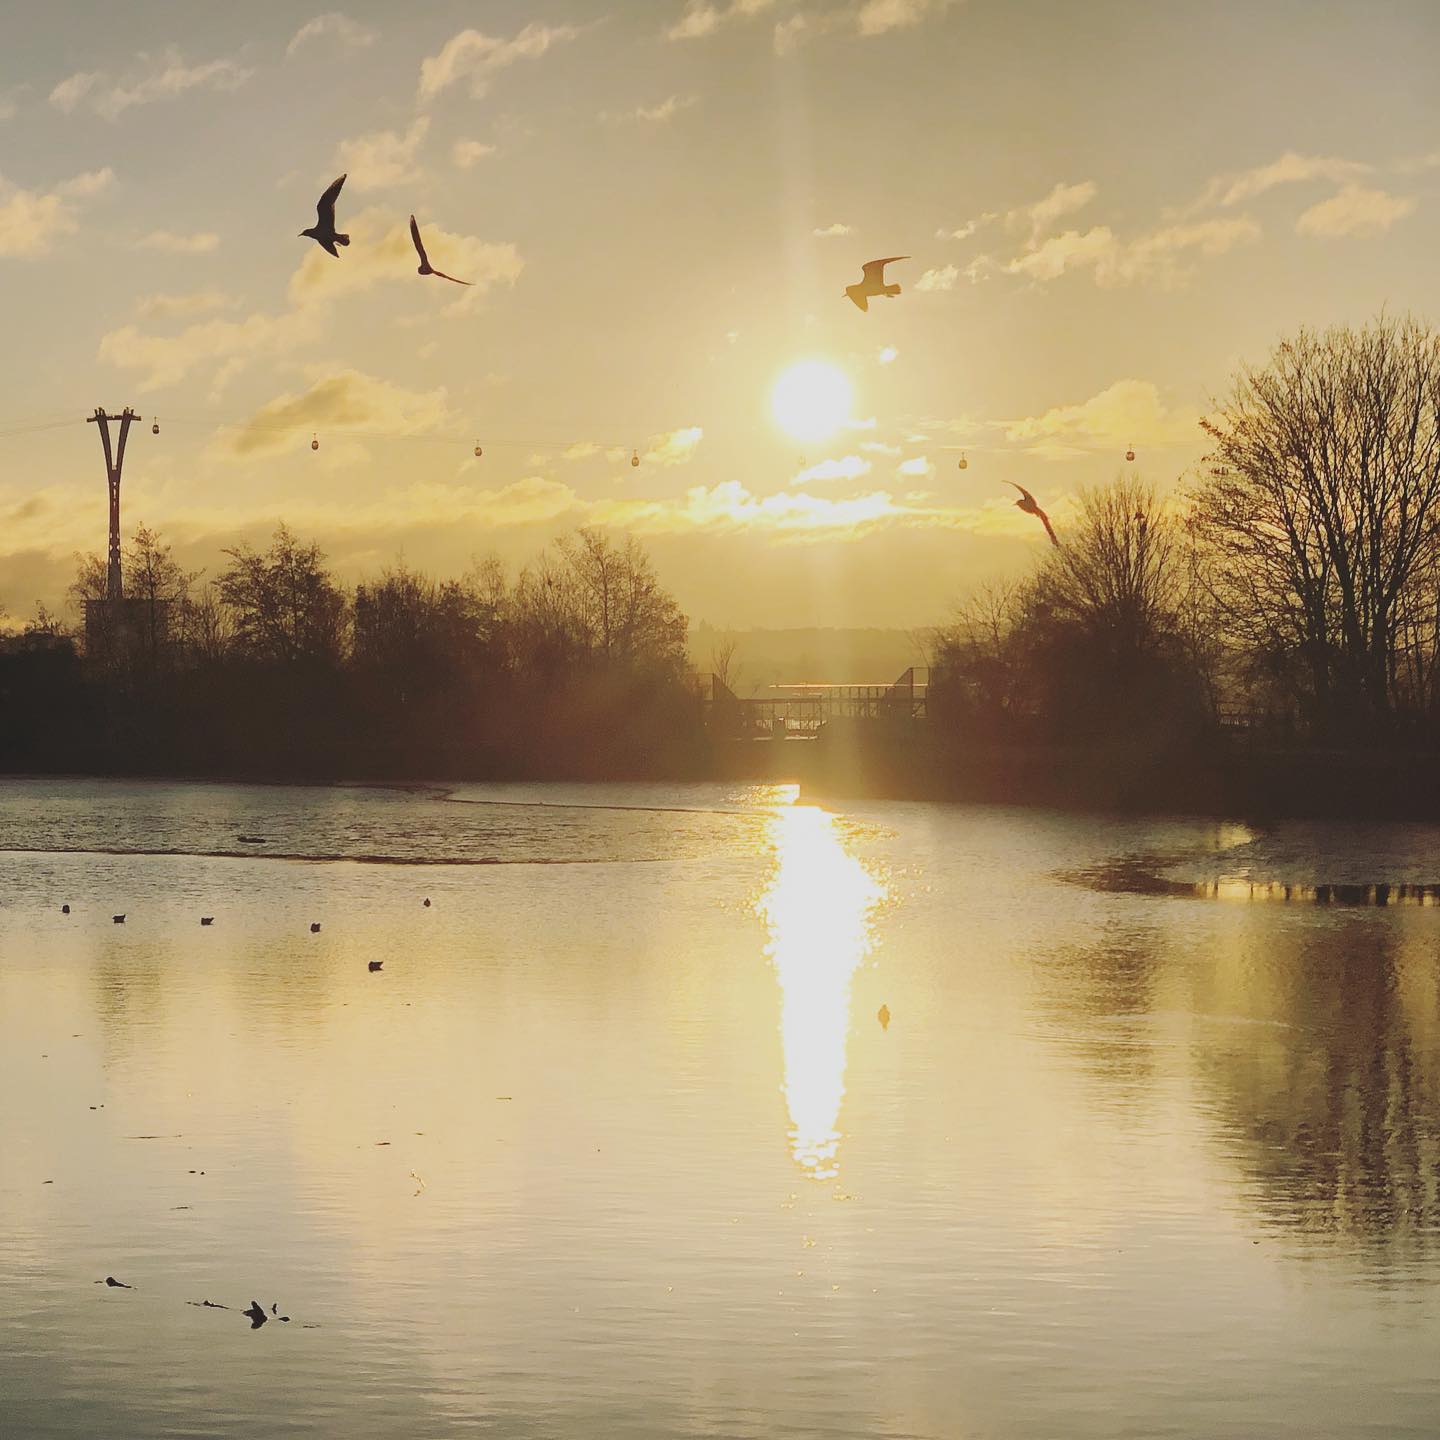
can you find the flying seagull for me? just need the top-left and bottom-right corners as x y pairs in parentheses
(1007, 481), (1059, 546)
(409, 216), (472, 286)
(300, 175), (349, 258)
(845, 256), (908, 312)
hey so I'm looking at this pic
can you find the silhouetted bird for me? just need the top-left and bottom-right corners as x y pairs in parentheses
(845, 257), (907, 312)
(423, 898), (431, 908)
(200, 917), (214, 926)
(113, 915), (125, 924)
(409, 216), (472, 285)
(300, 175), (349, 257)
(368, 960), (383, 972)
(877, 1004), (891, 1030)
(61, 904), (70, 914)
(243, 1300), (268, 1328)
(310, 923), (321, 933)
(1006, 481), (1059, 546)
(237, 835), (266, 844)
(97, 1276), (133, 1289)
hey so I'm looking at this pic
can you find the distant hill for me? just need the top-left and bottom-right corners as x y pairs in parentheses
(688, 622), (930, 695)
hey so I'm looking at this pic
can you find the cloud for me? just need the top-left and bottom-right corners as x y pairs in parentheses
(418, 23), (579, 100)
(287, 13), (378, 59)
(224, 370), (450, 457)
(915, 264), (958, 292)
(643, 426), (704, 466)
(897, 455), (932, 477)
(608, 94), (697, 124)
(135, 229), (220, 254)
(0, 87), (22, 122)
(49, 49), (252, 121)
(288, 208), (523, 312)
(1198, 150), (1369, 209)
(937, 214), (993, 241)
(878, 346), (897, 364)
(136, 290), (237, 319)
(668, 0), (775, 41)
(0, 168), (114, 258)
(99, 309), (320, 393)
(673, 0), (950, 50)
(856, 0), (954, 37)
(336, 117), (430, 190)
(1296, 184), (1416, 238)
(813, 222), (853, 237)
(561, 441), (600, 461)
(1004, 216), (1258, 287)
(598, 480), (919, 538)
(1001, 379), (1199, 458)
(453, 140), (496, 169)
(1009, 180), (1096, 241)
(792, 455), (872, 485)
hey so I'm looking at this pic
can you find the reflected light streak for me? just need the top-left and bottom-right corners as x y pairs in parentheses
(757, 805), (885, 1179)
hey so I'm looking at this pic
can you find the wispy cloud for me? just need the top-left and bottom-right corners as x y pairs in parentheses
(606, 94), (698, 124)
(452, 140), (497, 169)
(791, 455), (872, 485)
(418, 23), (579, 100)
(336, 117), (430, 190)
(915, 264), (959, 291)
(1004, 216), (1259, 288)
(136, 290), (237, 319)
(1296, 184), (1416, 238)
(286, 13), (378, 59)
(1009, 180), (1097, 242)
(135, 230), (220, 255)
(49, 48), (252, 121)
(643, 426), (704, 466)
(813, 222), (853, 237)
(225, 370), (449, 457)
(1196, 150), (1369, 209)
(670, 0), (953, 52)
(1002, 379), (1199, 458)
(0, 168), (114, 259)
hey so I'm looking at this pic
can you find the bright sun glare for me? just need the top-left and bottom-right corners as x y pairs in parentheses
(771, 361), (854, 445)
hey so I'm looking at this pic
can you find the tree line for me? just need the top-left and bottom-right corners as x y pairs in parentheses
(931, 315), (1440, 750)
(0, 526), (701, 780)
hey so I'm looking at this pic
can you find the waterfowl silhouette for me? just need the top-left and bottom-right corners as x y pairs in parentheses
(1006, 481), (1059, 546)
(845, 256), (907, 312)
(423, 898), (431, 908)
(97, 1276), (133, 1289)
(200, 917), (214, 926)
(61, 904), (70, 914)
(112, 914), (125, 924)
(310, 922), (321, 933)
(409, 215), (472, 285)
(300, 174), (349, 257)
(368, 960), (383, 972)
(242, 1300), (268, 1328)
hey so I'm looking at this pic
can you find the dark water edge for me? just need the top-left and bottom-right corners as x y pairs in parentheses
(779, 734), (1440, 823)
(6, 732), (1440, 821)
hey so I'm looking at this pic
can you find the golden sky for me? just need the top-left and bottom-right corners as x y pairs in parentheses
(3, 0), (1439, 626)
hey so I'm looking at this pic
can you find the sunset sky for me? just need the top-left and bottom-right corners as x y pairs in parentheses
(3, 0), (1440, 629)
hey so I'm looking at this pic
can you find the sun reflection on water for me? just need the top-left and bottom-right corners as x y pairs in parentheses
(757, 805), (886, 1180)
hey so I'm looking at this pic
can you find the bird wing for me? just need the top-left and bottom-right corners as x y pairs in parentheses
(409, 215), (429, 267)
(431, 268), (473, 286)
(861, 256), (908, 284)
(1005, 480), (1036, 505)
(316, 174), (346, 227)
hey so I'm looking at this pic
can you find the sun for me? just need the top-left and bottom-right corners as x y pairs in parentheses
(771, 361), (854, 444)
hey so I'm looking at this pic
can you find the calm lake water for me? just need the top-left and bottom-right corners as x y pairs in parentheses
(4, 777), (1440, 1438)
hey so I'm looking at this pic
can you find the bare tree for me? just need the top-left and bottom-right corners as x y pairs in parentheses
(1191, 316), (1440, 732)
(217, 525), (348, 666)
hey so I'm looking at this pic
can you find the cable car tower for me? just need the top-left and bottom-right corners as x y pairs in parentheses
(87, 407), (140, 601)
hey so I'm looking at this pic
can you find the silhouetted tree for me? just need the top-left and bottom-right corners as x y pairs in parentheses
(217, 526), (348, 667)
(1192, 315), (1440, 735)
